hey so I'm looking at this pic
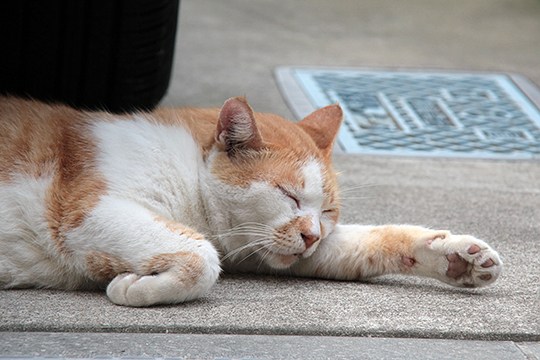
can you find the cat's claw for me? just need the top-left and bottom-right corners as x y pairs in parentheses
(422, 234), (502, 288)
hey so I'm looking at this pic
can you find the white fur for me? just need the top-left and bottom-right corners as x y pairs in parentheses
(298, 160), (325, 258)
(0, 175), (88, 289)
(91, 117), (207, 229)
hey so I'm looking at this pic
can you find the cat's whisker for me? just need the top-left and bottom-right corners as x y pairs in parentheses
(236, 243), (274, 265)
(217, 222), (276, 263)
(339, 184), (379, 196)
(216, 222), (274, 239)
(228, 222), (274, 231)
(339, 183), (379, 191)
(213, 228), (269, 238)
(340, 196), (376, 201)
(220, 227), (270, 235)
(214, 231), (271, 239)
(222, 227), (271, 233)
(221, 238), (275, 262)
(257, 247), (274, 271)
(227, 244), (273, 265)
(221, 241), (266, 262)
(335, 185), (378, 206)
(256, 241), (291, 271)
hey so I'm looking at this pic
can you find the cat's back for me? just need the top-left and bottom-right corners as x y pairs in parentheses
(0, 97), (214, 213)
(0, 96), (84, 180)
(0, 97), (92, 288)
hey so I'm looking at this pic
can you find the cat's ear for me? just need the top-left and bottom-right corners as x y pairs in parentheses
(215, 97), (263, 156)
(298, 104), (343, 156)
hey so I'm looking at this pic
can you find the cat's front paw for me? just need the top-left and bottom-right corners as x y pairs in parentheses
(421, 233), (502, 288)
(106, 273), (142, 306)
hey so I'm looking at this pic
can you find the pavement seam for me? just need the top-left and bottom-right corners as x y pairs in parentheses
(515, 343), (540, 360)
(1, 325), (539, 342)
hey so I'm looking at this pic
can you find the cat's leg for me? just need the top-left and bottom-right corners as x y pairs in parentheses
(291, 224), (502, 288)
(70, 196), (220, 307)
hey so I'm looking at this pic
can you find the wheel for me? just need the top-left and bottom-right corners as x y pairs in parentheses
(0, 0), (180, 113)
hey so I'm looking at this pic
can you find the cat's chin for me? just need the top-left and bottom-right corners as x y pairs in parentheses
(265, 253), (300, 269)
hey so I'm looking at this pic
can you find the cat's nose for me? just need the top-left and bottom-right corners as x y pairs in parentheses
(301, 233), (320, 249)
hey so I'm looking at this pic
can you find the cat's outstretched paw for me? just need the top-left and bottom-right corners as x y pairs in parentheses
(420, 233), (502, 288)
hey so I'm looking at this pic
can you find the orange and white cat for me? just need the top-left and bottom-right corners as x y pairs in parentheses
(0, 96), (502, 307)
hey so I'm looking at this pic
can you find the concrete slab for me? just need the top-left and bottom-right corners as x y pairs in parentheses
(0, 333), (532, 360)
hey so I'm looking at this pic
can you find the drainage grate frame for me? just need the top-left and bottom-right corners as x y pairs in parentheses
(275, 67), (540, 159)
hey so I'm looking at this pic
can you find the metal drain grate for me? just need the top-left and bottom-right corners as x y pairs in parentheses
(275, 67), (540, 159)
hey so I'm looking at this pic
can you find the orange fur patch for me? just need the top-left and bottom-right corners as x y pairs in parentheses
(0, 98), (67, 181)
(367, 226), (420, 256)
(153, 215), (205, 240)
(298, 104), (343, 157)
(151, 107), (218, 153)
(364, 225), (444, 273)
(0, 97), (107, 254)
(86, 251), (132, 283)
(141, 252), (204, 287)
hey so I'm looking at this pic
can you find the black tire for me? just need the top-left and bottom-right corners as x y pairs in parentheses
(0, 0), (180, 113)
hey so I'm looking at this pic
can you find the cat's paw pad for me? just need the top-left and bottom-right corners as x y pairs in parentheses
(429, 235), (502, 287)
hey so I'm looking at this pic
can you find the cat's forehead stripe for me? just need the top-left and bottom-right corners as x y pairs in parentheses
(301, 159), (324, 197)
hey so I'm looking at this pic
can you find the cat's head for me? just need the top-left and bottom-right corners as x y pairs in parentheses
(206, 97), (342, 269)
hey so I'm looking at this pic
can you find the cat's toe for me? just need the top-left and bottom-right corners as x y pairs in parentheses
(106, 273), (141, 306)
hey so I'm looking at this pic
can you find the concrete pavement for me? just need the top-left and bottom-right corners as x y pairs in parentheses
(1, 0), (540, 358)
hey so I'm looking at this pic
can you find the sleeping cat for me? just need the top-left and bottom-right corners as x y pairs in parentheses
(0, 96), (502, 307)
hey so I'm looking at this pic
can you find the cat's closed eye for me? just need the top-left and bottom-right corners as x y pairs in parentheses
(277, 185), (300, 209)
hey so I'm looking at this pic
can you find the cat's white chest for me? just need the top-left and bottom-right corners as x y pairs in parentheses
(92, 116), (207, 231)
